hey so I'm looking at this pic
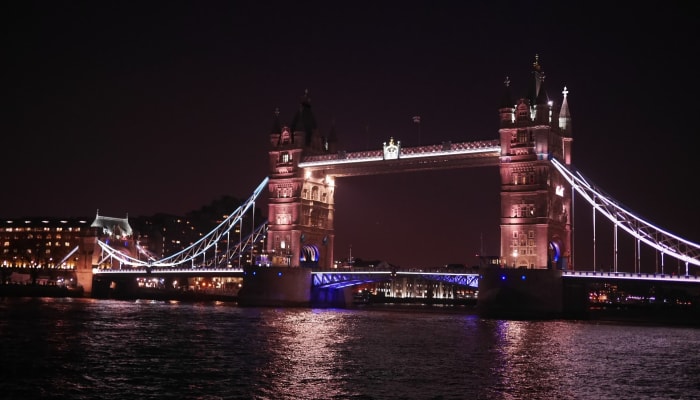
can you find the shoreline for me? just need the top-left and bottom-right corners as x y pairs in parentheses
(2, 285), (698, 327)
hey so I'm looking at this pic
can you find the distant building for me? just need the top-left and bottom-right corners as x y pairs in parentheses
(0, 217), (92, 269)
(2, 195), (267, 270)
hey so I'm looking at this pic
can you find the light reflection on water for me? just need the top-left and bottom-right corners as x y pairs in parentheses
(0, 298), (699, 399)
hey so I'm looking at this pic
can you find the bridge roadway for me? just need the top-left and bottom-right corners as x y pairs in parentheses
(93, 267), (700, 288)
(92, 267), (480, 288)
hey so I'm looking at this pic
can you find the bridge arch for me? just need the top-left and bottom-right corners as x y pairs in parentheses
(549, 239), (562, 269)
(300, 244), (320, 267)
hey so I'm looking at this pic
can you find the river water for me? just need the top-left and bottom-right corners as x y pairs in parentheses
(1, 297), (699, 399)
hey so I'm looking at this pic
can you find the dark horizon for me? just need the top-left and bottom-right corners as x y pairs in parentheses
(5, 2), (698, 268)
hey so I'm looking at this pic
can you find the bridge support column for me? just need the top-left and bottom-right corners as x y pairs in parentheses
(75, 235), (99, 297)
(238, 267), (312, 307)
(477, 266), (563, 319)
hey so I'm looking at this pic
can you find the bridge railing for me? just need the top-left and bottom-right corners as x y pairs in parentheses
(93, 266), (245, 274)
(563, 270), (700, 283)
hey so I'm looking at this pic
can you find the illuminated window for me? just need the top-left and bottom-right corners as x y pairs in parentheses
(517, 130), (528, 144)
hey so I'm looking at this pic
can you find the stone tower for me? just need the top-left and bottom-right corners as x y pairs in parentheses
(498, 56), (573, 270)
(266, 91), (336, 268)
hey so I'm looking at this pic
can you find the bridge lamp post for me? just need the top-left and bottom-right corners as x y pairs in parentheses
(512, 250), (518, 268)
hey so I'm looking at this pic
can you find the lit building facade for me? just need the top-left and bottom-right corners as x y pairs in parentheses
(266, 93), (337, 268)
(0, 217), (92, 269)
(498, 56), (573, 269)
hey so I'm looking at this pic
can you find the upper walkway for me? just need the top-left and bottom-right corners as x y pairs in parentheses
(298, 139), (501, 177)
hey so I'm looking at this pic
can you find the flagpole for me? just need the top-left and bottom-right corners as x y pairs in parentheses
(412, 115), (421, 146)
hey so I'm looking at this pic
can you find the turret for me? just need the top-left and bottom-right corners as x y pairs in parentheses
(290, 89), (319, 152)
(527, 54), (545, 112)
(533, 59), (550, 125)
(559, 87), (573, 165)
(499, 77), (515, 127)
(558, 87), (572, 136)
(269, 108), (283, 147)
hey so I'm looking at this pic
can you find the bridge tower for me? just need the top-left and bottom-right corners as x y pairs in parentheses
(266, 91), (336, 268)
(75, 212), (137, 295)
(498, 56), (574, 270)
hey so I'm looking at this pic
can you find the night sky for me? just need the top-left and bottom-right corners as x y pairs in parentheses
(5, 2), (698, 268)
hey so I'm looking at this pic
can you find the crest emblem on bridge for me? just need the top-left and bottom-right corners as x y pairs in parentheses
(382, 137), (400, 160)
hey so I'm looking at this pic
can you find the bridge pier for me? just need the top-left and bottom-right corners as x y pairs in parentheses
(477, 266), (565, 319)
(237, 267), (312, 307)
(75, 235), (99, 297)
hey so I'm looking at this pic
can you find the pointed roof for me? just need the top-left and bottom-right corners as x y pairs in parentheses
(536, 72), (549, 105)
(290, 89), (318, 145)
(559, 86), (572, 134)
(527, 54), (545, 106)
(91, 212), (133, 237)
(270, 107), (282, 135)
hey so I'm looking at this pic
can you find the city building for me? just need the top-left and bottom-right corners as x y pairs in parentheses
(1, 217), (92, 269)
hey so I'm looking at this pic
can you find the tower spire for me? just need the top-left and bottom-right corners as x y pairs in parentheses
(559, 86), (572, 135)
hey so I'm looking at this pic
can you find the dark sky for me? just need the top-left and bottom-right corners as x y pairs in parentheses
(4, 1), (698, 268)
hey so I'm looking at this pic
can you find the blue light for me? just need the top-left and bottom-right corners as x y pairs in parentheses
(521, 275), (526, 280)
(252, 271), (256, 276)
(278, 272), (282, 277)
(500, 274), (506, 280)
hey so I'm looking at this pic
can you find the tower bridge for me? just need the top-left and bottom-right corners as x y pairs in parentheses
(80, 57), (699, 317)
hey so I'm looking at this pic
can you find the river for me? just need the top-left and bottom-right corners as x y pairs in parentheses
(1, 297), (698, 399)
